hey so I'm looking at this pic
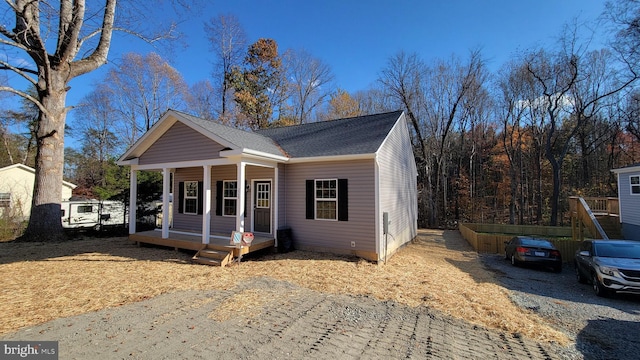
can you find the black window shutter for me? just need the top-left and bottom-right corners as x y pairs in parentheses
(245, 180), (248, 218)
(216, 181), (223, 216)
(305, 180), (314, 219)
(338, 179), (348, 221)
(197, 181), (204, 215)
(178, 182), (184, 214)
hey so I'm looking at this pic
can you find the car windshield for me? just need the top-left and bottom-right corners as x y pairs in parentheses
(594, 243), (640, 259)
(520, 239), (552, 248)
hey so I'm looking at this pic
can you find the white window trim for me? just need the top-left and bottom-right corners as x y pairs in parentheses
(631, 175), (640, 195)
(223, 180), (238, 217)
(184, 181), (198, 215)
(0, 193), (10, 208)
(315, 178), (338, 221)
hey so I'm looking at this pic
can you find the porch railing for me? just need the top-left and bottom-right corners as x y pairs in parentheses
(569, 196), (618, 241)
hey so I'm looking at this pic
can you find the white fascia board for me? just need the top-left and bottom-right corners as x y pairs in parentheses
(130, 158), (234, 171)
(375, 112), (404, 157)
(611, 165), (640, 174)
(116, 158), (139, 166)
(287, 153), (375, 163)
(220, 148), (289, 162)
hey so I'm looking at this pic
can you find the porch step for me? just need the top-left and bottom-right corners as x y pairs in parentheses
(192, 249), (233, 267)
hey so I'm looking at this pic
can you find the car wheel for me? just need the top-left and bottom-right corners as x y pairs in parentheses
(505, 250), (509, 260)
(511, 255), (518, 267)
(592, 273), (609, 297)
(575, 265), (587, 283)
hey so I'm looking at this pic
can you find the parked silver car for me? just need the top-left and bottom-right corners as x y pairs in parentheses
(574, 240), (640, 297)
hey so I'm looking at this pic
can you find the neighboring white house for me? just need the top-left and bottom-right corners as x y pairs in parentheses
(612, 163), (640, 240)
(0, 164), (76, 219)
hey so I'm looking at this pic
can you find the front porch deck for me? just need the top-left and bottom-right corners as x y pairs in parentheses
(130, 230), (275, 257)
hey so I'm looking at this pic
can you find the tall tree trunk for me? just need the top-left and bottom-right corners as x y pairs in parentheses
(23, 79), (68, 240)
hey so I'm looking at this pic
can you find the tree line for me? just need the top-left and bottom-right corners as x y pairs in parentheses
(2, 1), (640, 239)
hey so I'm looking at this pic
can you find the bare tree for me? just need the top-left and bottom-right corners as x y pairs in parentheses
(186, 80), (219, 122)
(526, 30), (637, 225)
(105, 52), (189, 147)
(283, 49), (334, 123)
(204, 14), (247, 120)
(0, 1), (196, 240)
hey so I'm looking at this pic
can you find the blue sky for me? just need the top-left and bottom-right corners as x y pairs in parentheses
(61, 1), (606, 142)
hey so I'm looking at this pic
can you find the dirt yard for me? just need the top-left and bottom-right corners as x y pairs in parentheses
(0, 229), (568, 346)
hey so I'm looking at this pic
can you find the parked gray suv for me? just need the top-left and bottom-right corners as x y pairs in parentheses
(574, 240), (640, 297)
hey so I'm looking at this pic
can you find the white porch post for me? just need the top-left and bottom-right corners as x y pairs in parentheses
(161, 168), (171, 239)
(236, 162), (246, 232)
(273, 166), (279, 244)
(128, 167), (137, 235)
(202, 165), (212, 244)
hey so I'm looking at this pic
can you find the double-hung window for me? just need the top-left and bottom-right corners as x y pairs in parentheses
(223, 181), (238, 216)
(0, 193), (10, 208)
(631, 175), (640, 195)
(315, 179), (337, 220)
(184, 181), (198, 215)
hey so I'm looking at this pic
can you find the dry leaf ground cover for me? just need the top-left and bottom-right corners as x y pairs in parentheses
(0, 229), (569, 344)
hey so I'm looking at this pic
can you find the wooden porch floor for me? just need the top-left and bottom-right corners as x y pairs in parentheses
(130, 229), (275, 257)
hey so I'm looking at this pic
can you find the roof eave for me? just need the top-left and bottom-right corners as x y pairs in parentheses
(611, 165), (640, 174)
(287, 153), (376, 163)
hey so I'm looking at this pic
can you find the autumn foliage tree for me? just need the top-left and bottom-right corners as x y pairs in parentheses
(229, 38), (284, 129)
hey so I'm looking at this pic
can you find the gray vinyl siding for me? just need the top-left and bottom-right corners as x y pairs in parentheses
(281, 160), (376, 252)
(139, 122), (225, 165)
(377, 114), (418, 257)
(173, 167), (204, 232)
(173, 165), (275, 235)
(618, 171), (640, 228)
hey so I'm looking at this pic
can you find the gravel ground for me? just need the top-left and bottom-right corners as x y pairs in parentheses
(480, 254), (640, 360)
(2, 277), (571, 359)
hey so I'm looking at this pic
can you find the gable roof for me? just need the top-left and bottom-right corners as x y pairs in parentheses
(256, 111), (403, 158)
(118, 109), (404, 163)
(174, 111), (285, 157)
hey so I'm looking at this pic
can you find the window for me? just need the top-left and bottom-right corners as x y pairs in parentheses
(306, 179), (348, 221)
(77, 205), (93, 213)
(223, 181), (237, 216)
(0, 193), (10, 208)
(315, 179), (337, 220)
(184, 181), (198, 215)
(631, 175), (640, 195)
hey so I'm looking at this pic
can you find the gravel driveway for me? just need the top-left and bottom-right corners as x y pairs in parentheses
(481, 254), (640, 360)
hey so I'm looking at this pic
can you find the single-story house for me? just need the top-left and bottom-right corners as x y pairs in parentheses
(117, 110), (418, 262)
(612, 163), (640, 240)
(0, 163), (76, 219)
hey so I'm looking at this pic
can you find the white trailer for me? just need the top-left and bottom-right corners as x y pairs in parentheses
(60, 200), (127, 229)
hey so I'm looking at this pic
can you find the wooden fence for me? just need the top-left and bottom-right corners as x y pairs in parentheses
(459, 223), (581, 263)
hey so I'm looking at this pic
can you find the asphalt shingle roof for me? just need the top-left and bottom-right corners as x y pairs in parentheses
(176, 111), (285, 157)
(256, 111), (403, 158)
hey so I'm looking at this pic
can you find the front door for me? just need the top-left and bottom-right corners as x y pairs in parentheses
(254, 181), (271, 233)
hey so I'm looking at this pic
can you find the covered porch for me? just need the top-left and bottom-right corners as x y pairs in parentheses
(130, 229), (275, 257)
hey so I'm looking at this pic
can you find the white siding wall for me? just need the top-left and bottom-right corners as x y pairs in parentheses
(377, 114), (418, 258)
(139, 122), (224, 165)
(618, 171), (640, 227)
(281, 160), (376, 253)
(0, 166), (74, 218)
